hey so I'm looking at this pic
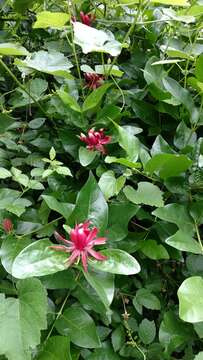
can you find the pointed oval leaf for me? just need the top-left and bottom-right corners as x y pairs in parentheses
(178, 276), (203, 323)
(12, 239), (68, 279)
(0, 43), (29, 56)
(89, 249), (140, 275)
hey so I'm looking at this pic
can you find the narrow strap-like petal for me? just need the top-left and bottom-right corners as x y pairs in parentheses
(81, 251), (88, 272)
(49, 245), (73, 252)
(87, 248), (107, 261)
(86, 227), (98, 243)
(89, 237), (106, 246)
(66, 250), (80, 266)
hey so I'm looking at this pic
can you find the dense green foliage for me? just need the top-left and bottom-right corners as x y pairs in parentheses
(0, 0), (203, 359)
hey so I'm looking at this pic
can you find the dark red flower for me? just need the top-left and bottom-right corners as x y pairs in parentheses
(50, 221), (107, 272)
(84, 73), (103, 90)
(80, 128), (111, 154)
(80, 11), (95, 26)
(2, 218), (13, 233)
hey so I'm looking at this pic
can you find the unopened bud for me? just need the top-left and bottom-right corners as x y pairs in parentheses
(2, 218), (13, 233)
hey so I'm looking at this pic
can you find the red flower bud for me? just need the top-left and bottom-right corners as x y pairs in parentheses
(80, 128), (111, 154)
(80, 11), (95, 27)
(84, 73), (103, 90)
(2, 218), (13, 233)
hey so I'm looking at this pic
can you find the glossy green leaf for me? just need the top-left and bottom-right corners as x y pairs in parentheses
(0, 278), (47, 360)
(194, 352), (203, 360)
(89, 249), (140, 275)
(82, 83), (112, 112)
(105, 156), (141, 169)
(83, 270), (114, 309)
(140, 240), (169, 260)
(79, 147), (97, 167)
(36, 336), (71, 360)
(124, 182), (164, 207)
(165, 229), (202, 254)
(145, 153), (192, 178)
(0, 43), (29, 56)
(42, 195), (74, 221)
(99, 170), (125, 200)
(111, 325), (125, 352)
(0, 236), (31, 274)
(12, 239), (69, 279)
(112, 120), (140, 162)
(135, 288), (161, 310)
(57, 90), (81, 112)
(0, 167), (12, 179)
(56, 306), (101, 348)
(33, 11), (70, 28)
(178, 276), (203, 323)
(69, 172), (108, 232)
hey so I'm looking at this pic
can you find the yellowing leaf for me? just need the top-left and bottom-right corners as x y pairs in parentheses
(33, 11), (70, 29)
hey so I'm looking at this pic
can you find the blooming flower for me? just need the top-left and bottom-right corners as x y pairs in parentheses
(80, 128), (111, 154)
(50, 221), (107, 272)
(84, 72), (103, 90)
(2, 218), (13, 233)
(80, 12), (95, 26)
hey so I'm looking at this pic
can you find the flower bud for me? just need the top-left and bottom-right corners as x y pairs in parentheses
(2, 218), (13, 233)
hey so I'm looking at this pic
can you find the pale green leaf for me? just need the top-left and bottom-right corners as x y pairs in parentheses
(0, 43), (29, 56)
(33, 11), (70, 29)
(124, 182), (164, 207)
(0, 167), (12, 179)
(178, 277), (203, 323)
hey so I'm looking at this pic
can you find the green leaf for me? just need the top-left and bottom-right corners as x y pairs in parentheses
(145, 153), (192, 178)
(0, 167), (12, 179)
(105, 156), (141, 169)
(12, 239), (69, 279)
(112, 120), (140, 162)
(33, 11), (70, 29)
(95, 65), (124, 77)
(0, 43), (29, 56)
(69, 172), (108, 232)
(82, 83), (112, 112)
(42, 195), (74, 221)
(0, 236), (31, 274)
(55, 166), (72, 177)
(15, 51), (73, 79)
(57, 90), (81, 112)
(56, 306), (101, 348)
(165, 229), (202, 254)
(99, 170), (125, 200)
(135, 289), (161, 310)
(73, 22), (122, 56)
(84, 270), (114, 309)
(107, 201), (139, 242)
(140, 240), (169, 260)
(151, 0), (189, 5)
(41, 270), (76, 290)
(196, 54), (203, 82)
(124, 182), (164, 207)
(79, 147), (97, 167)
(194, 352), (203, 360)
(138, 319), (156, 345)
(89, 249), (140, 275)
(49, 147), (56, 161)
(36, 336), (71, 360)
(111, 325), (125, 352)
(0, 278), (47, 360)
(178, 276), (203, 323)
(0, 189), (31, 217)
(159, 311), (191, 353)
(87, 348), (120, 360)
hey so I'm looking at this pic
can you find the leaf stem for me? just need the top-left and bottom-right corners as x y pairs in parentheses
(17, 216), (63, 238)
(194, 221), (203, 254)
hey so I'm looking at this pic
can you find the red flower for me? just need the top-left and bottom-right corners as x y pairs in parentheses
(80, 128), (111, 154)
(2, 218), (13, 233)
(50, 221), (107, 272)
(80, 12), (95, 26)
(84, 73), (103, 90)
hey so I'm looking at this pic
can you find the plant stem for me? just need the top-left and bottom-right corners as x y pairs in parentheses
(45, 291), (70, 342)
(0, 58), (47, 116)
(18, 216), (63, 238)
(194, 221), (203, 254)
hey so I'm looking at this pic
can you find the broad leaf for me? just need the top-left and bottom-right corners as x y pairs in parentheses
(0, 236), (31, 274)
(33, 11), (70, 28)
(99, 170), (125, 200)
(56, 306), (101, 348)
(89, 249), (140, 275)
(140, 240), (169, 260)
(69, 172), (108, 232)
(15, 51), (73, 79)
(79, 147), (97, 167)
(36, 336), (71, 360)
(42, 195), (74, 221)
(0, 278), (47, 360)
(112, 120), (140, 162)
(196, 54), (203, 82)
(138, 319), (156, 345)
(124, 182), (164, 207)
(0, 43), (29, 56)
(83, 270), (114, 309)
(145, 153), (192, 178)
(12, 239), (68, 279)
(57, 90), (81, 112)
(73, 22), (122, 56)
(0, 168), (12, 179)
(178, 276), (203, 323)
(82, 83), (112, 112)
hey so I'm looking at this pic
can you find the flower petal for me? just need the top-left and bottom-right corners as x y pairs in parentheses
(86, 227), (98, 243)
(87, 248), (107, 261)
(81, 251), (88, 272)
(49, 245), (72, 252)
(90, 237), (107, 246)
(66, 249), (80, 266)
(54, 231), (73, 246)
